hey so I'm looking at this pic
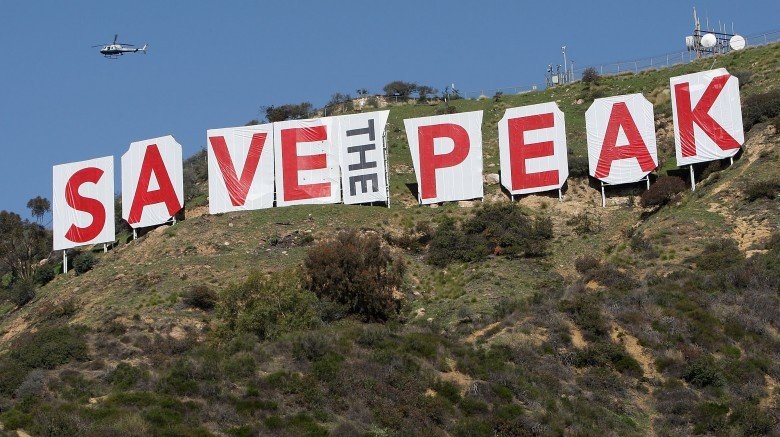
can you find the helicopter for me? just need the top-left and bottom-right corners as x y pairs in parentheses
(93, 34), (147, 58)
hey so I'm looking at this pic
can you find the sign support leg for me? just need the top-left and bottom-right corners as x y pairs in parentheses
(63, 250), (68, 274)
(646, 177), (650, 190)
(133, 229), (137, 240)
(601, 184), (606, 208)
(558, 189), (562, 202)
(729, 156), (734, 166)
(103, 243), (107, 253)
(383, 130), (390, 208)
(689, 165), (696, 191)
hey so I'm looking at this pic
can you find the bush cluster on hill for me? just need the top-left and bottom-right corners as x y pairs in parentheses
(304, 230), (405, 322)
(742, 89), (780, 131)
(743, 179), (779, 201)
(427, 204), (553, 266)
(217, 269), (320, 340)
(640, 176), (687, 207)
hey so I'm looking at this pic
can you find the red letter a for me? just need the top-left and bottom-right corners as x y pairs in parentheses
(595, 102), (655, 179)
(128, 144), (182, 224)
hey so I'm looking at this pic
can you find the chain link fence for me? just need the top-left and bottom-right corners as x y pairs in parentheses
(461, 29), (780, 100)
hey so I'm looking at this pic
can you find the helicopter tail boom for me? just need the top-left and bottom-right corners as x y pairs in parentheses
(141, 44), (147, 54)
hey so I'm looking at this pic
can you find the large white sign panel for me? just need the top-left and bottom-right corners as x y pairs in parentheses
(335, 111), (390, 205)
(586, 94), (658, 185)
(273, 117), (341, 207)
(53, 156), (115, 250)
(404, 111), (484, 204)
(121, 135), (184, 228)
(670, 68), (744, 166)
(498, 102), (568, 195)
(207, 123), (275, 214)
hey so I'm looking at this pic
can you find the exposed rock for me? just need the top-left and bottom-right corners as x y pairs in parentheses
(483, 173), (500, 185)
(458, 200), (479, 208)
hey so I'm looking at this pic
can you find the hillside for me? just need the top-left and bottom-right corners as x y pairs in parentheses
(0, 43), (779, 436)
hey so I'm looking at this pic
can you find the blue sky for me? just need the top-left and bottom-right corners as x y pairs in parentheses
(1, 1), (778, 217)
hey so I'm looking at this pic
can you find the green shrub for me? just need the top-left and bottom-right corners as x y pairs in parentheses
(640, 176), (686, 207)
(10, 325), (88, 369)
(433, 379), (461, 404)
(696, 239), (743, 271)
(221, 352), (257, 379)
(575, 255), (601, 275)
(0, 359), (29, 396)
(72, 252), (96, 275)
(426, 218), (486, 266)
(683, 356), (723, 387)
(568, 156), (590, 178)
(574, 257), (639, 290)
(731, 71), (752, 88)
(8, 278), (35, 307)
(562, 296), (609, 341)
(582, 67), (600, 84)
(106, 362), (149, 390)
(304, 230), (405, 322)
(459, 396), (489, 415)
(566, 212), (601, 235)
(427, 204), (553, 266)
(217, 269), (320, 340)
(743, 179), (779, 201)
(158, 359), (199, 395)
(742, 89), (780, 131)
(183, 285), (217, 310)
(310, 352), (344, 381)
(33, 263), (56, 286)
(575, 342), (643, 377)
(292, 331), (332, 361)
(183, 149), (208, 205)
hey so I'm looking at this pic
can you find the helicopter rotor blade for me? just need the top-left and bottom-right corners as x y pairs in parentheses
(113, 34), (118, 44)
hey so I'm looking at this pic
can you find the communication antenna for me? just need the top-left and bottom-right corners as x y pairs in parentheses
(729, 35), (746, 50)
(686, 7), (742, 58)
(701, 33), (717, 48)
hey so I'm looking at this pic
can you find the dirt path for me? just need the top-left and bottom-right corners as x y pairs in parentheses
(611, 322), (662, 435)
(465, 322), (501, 344)
(568, 322), (587, 349)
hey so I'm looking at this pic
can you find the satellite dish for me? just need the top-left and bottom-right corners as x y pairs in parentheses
(729, 34), (746, 50)
(685, 36), (695, 49)
(701, 33), (717, 48)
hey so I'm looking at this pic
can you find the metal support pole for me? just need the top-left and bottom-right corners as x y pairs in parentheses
(383, 130), (390, 208)
(133, 228), (137, 240)
(689, 165), (696, 191)
(646, 177), (650, 190)
(601, 184), (606, 208)
(103, 243), (107, 253)
(172, 216), (177, 225)
(558, 189), (562, 202)
(63, 250), (67, 274)
(729, 156), (734, 166)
